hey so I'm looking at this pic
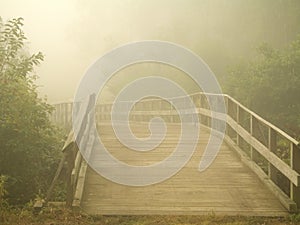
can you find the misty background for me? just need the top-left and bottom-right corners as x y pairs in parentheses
(1, 0), (300, 103)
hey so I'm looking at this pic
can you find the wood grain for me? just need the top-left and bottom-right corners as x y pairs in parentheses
(78, 123), (287, 216)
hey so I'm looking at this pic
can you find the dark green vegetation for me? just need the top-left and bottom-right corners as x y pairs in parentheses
(224, 37), (300, 138)
(0, 18), (64, 205)
(1, 207), (300, 225)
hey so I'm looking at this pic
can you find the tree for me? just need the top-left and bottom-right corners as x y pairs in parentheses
(0, 17), (63, 204)
(224, 36), (300, 138)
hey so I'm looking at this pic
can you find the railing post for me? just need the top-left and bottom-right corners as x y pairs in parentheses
(236, 104), (240, 146)
(61, 104), (64, 128)
(66, 145), (76, 208)
(199, 93), (202, 109)
(67, 103), (71, 130)
(199, 94), (203, 126)
(104, 104), (107, 122)
(170, 100), (173, 123)
(268, 127), (277, 183)
(56, 104), (60, 125)
(99, 105), (102, 124)
(290, 143), (300, 209)
(250, 115), (254, 160)
(95, 105), (100, 124)
(198, 93), (202, 125)
(104, 104), (107, 121)
(64, 103), (68, 129)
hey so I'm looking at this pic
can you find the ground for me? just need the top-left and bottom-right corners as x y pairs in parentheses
(1, 207), (300, 225)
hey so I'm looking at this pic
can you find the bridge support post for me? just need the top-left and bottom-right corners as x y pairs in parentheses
(268, 128), (278, 183)
(66, 145), (76, 208)
(250, 115), (254, 160)
(291, 143), (300, 210)
(236, 105), (240, 146)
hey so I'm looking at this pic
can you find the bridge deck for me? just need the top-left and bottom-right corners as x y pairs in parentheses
(80, 123), (287, 216)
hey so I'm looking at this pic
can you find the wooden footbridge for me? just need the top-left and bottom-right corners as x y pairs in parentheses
(48, 92), (300, 216)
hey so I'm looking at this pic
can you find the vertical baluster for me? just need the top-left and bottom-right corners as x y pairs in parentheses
(224, 96), (229, 137)
(96, 105), (99, 125)
(62, 104), (66, 128)
(145, 100), (147, 122)
(102, 104), (105, 121)
(51, 105), (55, 124)
(109, 104), (112, 121)
(168, 100), (172, 123)
(68, 103), (71, 129)
(132, 102), (135, 122)
(55, 104), (58, 126)
(58, 104), (62, 127)
(208, 95), (212, 128)
(236, 104), (240, 146)
(250, 115), (254, 160)
(203, 95), (207, 127)
(99, 104), (102, 122)
(268, 128), (277, 182)
(99, 104), (102, 124)
(290, 143), (300, 209)
(109, 103), (111, 121)
(198, 93), (202, 125)
(104, 104), (107, 121)
(66, 103), (69, 130)
(64, 104), (67, 129)
(199, 93), (202, 109)
(128, 101), (131, 122)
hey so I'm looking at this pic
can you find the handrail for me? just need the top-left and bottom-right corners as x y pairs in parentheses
(225, 94), (299, 146)
(50, 92), (298, 146)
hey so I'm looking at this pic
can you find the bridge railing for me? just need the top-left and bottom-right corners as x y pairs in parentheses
(47, 96), (96, 208)
(50, 92), (300, 211)
(221, 94), (300, 211)
(183, 92), (300, 211)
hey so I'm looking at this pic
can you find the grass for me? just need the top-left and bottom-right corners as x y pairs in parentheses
(1, 206), (300, 225)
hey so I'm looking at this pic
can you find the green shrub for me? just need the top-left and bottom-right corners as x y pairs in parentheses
(0, 17), (64, 205)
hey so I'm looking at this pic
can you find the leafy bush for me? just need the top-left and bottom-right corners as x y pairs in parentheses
(0, 17), (64, 205)
(224, 36), (300, 138)
(0, 175), (8, 207)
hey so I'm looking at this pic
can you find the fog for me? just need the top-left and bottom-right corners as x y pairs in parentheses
(1, 0), (299, 103)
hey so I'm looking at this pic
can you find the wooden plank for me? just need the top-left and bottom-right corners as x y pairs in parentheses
(78, 123), (287, 215)
(224, 136), (297, 212)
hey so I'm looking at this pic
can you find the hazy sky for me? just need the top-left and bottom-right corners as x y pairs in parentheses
(1, 0), (299, 102)
(2, 0), (205, 102)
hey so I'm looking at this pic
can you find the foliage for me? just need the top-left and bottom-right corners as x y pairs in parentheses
(1, 208), (300, 225)
(0, 175), (8, 207)
(0, 17), (63, 205)
(224, 36), (300, 137)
